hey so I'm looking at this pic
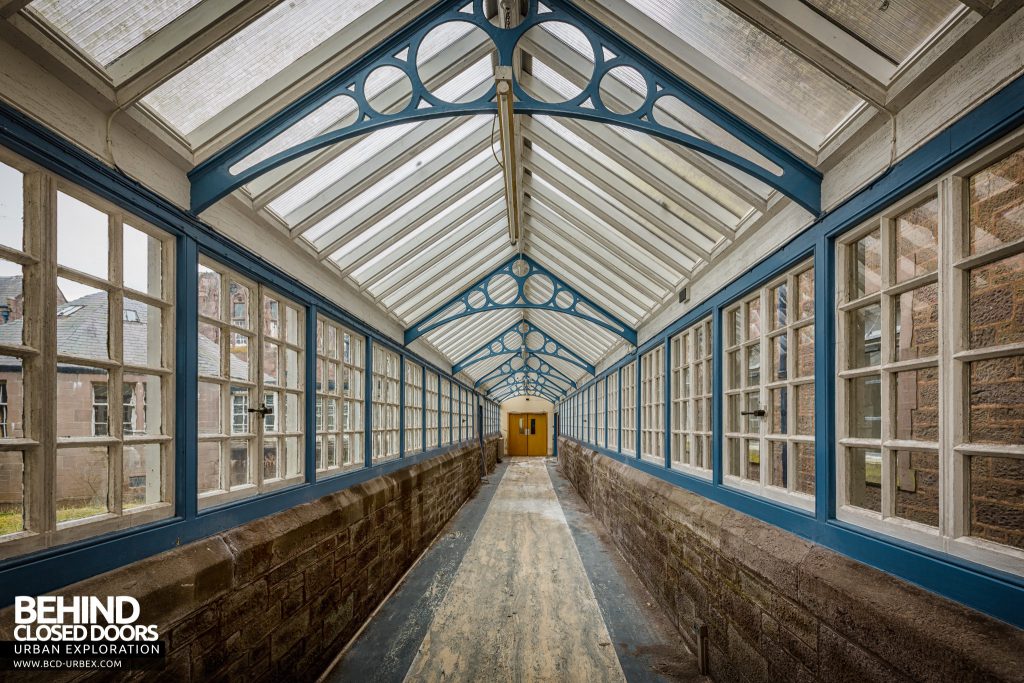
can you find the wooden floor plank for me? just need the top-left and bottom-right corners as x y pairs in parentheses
(404, 458), (626, 682)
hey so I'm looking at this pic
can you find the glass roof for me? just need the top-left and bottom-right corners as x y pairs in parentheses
(143, 0), (386, 135)
(31, 0), (203, 66)
(624, 0), (862, 144)
(8, 0), (986, 396)
(802, 0), (962, 64)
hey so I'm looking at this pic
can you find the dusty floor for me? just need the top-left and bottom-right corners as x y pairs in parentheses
(324, 457), (703, 683)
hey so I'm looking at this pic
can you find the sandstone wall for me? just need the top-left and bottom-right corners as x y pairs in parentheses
(558, 438), (1024, 683)
(1, 437), (501, 682)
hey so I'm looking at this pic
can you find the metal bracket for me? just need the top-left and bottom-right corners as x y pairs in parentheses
(188, 0), (822, 215)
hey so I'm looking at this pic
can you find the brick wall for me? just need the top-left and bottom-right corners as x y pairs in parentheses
(558, 438), (1024, 683)
(0, 436), (501, 682)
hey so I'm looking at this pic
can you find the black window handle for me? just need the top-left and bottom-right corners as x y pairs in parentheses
(248, 404), (273, 417)
(740, 409), (766, 417)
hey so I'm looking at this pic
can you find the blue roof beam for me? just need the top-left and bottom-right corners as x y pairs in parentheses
(452, 319), (594, 375)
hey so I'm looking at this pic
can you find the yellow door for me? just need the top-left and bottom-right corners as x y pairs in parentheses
(527, 413), (547, 456)
(508, 413), (547, 456)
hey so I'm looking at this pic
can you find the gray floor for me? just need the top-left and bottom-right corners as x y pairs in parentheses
(324, 457), (702, 682)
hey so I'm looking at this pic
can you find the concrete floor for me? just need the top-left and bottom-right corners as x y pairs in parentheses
(324, 457), (703, 682)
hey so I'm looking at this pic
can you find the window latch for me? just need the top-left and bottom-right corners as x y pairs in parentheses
(740, 408), (766, 417)
(248, 403), (273, 417)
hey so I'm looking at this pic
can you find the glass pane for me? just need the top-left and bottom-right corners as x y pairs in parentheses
(746, 346), (760, 386)
(197, 442), (222, 495)
(894, 450), (939, 527)
(795, 384), (814, 435)
(849, 304), (881, 368)
(895, 197), (939, 283)
(0, 451), (23, 536)
(747, 298), (761, 339)
(264, 341), (280, 386)
(32, 0), (204, 66)
(230, 335), (251, 381)
(771, 283), (787, 329)
(894, 284), (938, 360)
(123, 224), (163, 297)
(795, 442), (815, 495)
(744, 439), (760, 482)
(144, 0), (388, 135)
(229, 439), (250, 488)
(893, 367), (939, 443)
(285, 349), (301, 390)
(197, 382), (221, 435)
(769, 441), (787, 488)
(623, 0), (860, 144)
(969, 147), (1024, 256)
(124, 298), (162, 369)
(970, 455), (1024, 550)
(846, 448), (881, 513)
(727, 438), (740, 476)
(0, 371), (25, 440)
(801, 0), (960, 65)
(123, 443), (163, 509)
(795, 325), (814, 377)
(230, 282), (251, 329)
(57, 279), (108, 360)
(0, 258), (24, 342)
(263, 438), (280, 481)
(968, 356), (1024, 445)
(796, 267), (814, 320)
(198, 265), (221, 319)
(0, 162), (23, 251)
(57, 193), (108, 279)
(286, 305), (300, 345)
(198, 324), (221, 376)
(264, 296), (280, 338)
(849, 375), (881, 439)
(771, 334), (787, 381)
(851, 229), (881, 299)
(744, 391), (760, 432)
(57, 368), (108, 438)
(770, 387), (787, 434)
(123, 375), (162, 436)
(969, 253), (1024, 349)
(728, 308), (742, 345)
(56, 447), (109, 522)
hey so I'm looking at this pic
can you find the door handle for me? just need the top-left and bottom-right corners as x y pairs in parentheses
(740, 409), (766, 417)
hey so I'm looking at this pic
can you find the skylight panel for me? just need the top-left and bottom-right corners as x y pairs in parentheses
(624, 0), (861, 145)
(143, 0), (385, 136)
(31, 0), (203, 66)
(802, 0), (962, 65)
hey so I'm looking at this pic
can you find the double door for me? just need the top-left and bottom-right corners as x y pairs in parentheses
(508, 413), (547, 456)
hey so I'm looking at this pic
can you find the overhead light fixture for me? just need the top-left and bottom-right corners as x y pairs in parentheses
(494, 65), (521, 247)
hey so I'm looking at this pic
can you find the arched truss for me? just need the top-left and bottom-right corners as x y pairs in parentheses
(406, 255), (636, 345)
(488, 376), (562, 403)
(452, 319), (594, 375)
(484, 368), (566, 399)
(492, 387), (559, 403)
(188, 0), (821, 215)
(475, 353), (577, 391)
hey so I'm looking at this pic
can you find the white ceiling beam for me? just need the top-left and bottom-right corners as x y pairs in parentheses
(365, 201), (506, 297)
(524, 146), (710, 263)
(308, 128), (491, 249)
(524, 117), (726, 247)
(109, 0), (283, 104)
(399, 246), (514, 322)
(525, 169), (692, 276)
(525, 199), (677, 292)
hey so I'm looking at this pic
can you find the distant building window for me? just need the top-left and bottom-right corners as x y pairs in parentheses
(56, 305), (83, 317)
(92, 383), (109, 436)
(123, 309), (141, 323)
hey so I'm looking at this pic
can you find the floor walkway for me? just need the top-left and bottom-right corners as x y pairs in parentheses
(325, 458), (702, 682)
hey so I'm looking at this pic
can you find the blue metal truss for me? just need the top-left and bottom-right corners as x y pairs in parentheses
(452, 319), (594, 375)
(475, 352), (577, 391)
(188, 0), (822, 215)
(406, 255), (636, 344)
(488, 375), (563, 403)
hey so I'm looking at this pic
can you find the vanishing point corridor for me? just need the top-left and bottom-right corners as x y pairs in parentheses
(328, 458), (698, 682)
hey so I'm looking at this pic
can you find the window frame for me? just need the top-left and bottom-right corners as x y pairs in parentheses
(671, 317), (713, 478)
(371, 343), (401, 462)
(620, 362), (637, 455)
(404, 358), (423, 455)
(640, 345), (665, 463)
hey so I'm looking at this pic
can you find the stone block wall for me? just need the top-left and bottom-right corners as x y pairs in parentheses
(558, 438), (1024, 683)
(0, 437), (501, 682)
